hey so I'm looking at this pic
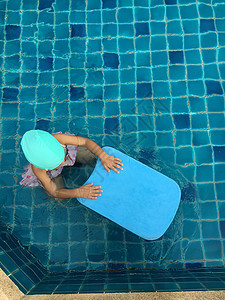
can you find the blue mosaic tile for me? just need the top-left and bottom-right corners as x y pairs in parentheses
(157, 132), (174, 147)
(200, 19), (216, 33)
(178, 282), (206, 291)
(51, 225), (68, 244)
(203, 240), (222, 260)
(169, 66), (185, 81)
(218, 48), (225, 63)
(204, 64), (220, 80)
(4, 72), (19, 87)
(206, 80), (223, 95)
(1, 102), (18, 118)
(154, 282), (180, 292)
(198, 183), (215, 201)
(194, 146), (213, 165)
(176, 147), (194, 165)
(167, 20), (182, 34)
(130, 283), (155, 292)
(172, 100), (188, 115)
(185, 50), (201, 65)
(21, 73), (38, 86)
(150, 22), (165, 35)
(207, 96), (225, 112)
(121, 116), (136, 133)
(88, 41), (102, 55)
(171, 81), (187, 97)
(155, 98), (171, 114)
(201, 32), (218, 49)
(5, 55), (20, 70)
(219, 32), (225, 46)
(156, 115), (174, 131)
(220, 220), (225, 238)
(103, 38), (117, 53)
(199, 4), (213, 18)
(103, 53), (119, 69)
(196, 165), (214, 182)
(153, 81), (170, 98)
(192, 131), (210, 146)
(188, 66), (204, 80)
(169, 51), (184, 64)
(121, 69), (135, 83)
(151, 36), (167, 51)
(191, 114), (208, 129)
(211, 130), (225, 146)
(215, 164), (225, 182)
(189, 80), (205, 97)
(168, 36), (183, 51)
(219, 64), (225, 81)
(87, 117), (103, 135)
(70, 225), (88, 243)
(185, 262), (204, 269)
(71, 24), (86, 38)
(173, 114), (190, 129)
(107, 242), (126, 262)
(180, 4), (198, 19)
(182, 220), (200, 240)
(189, 97), (206, 113)
(120, 100), (135, 115)
(5, 40), (20, 56)
(104, 85), (119, 100)
(5, 25), (21, 40)
(22, 57), (37, 72)
(202, 221), (220, 239)
(2, 119), (18, 137)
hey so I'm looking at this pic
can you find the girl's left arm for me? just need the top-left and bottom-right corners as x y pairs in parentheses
(53, 134), (105, 158)
(53, 134), (123, 173)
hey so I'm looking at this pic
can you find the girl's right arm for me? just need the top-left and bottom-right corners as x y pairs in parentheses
(31, 165), (102, 199)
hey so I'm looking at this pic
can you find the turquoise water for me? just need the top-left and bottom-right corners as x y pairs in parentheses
(0, 0), (225, 274)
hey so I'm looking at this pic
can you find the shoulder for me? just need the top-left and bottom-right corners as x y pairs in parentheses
(31, 164), (47, 175)
(52, 134), (86, 146)
(31, 164), (52, 185)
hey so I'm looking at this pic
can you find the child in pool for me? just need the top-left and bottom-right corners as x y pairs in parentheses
(20, 130), (123, 199)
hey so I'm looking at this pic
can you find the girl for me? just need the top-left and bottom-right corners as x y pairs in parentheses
(20, 130), (123, 199)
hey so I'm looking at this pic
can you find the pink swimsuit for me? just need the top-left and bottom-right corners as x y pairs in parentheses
(20, 132), (77, 188)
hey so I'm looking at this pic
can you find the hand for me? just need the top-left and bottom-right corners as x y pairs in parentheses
(77, 183), (103, 199)
(100, 153), (123, 173)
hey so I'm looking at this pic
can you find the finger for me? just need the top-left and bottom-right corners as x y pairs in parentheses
(111, 166), (119, 173)
(91, 189), (103, 193)
(93, 193), (102, 197)
(92, 189), (103, 194)
(104, 165), (110, 172)
(92, 186), (102, 190)
(112, 162), (123, 170)
(113, 161), (123, 167)
(85, 182), (93, 186)
(114, 157), (122, 162)
(91, 191), (101, 196)
(115, 164), (123, 170)
(115, 160), (123, 166)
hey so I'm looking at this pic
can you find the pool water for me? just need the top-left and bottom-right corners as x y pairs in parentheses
(1, 0), (225, 277)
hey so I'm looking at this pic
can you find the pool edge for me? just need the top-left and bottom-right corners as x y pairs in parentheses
(2, 268), (225, 300)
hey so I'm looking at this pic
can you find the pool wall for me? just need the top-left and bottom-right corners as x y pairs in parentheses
(1, 223), (225, 294)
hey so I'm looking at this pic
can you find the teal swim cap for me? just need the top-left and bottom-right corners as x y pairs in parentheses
(21, 130), (65, 170)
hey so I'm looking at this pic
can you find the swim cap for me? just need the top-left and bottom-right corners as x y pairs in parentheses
(21, 130), (65, 170)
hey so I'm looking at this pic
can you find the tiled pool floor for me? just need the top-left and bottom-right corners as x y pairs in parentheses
(0, 0), (225, 272)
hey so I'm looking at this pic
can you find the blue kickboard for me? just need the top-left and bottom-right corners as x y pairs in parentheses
(77, 146), (181, 240)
